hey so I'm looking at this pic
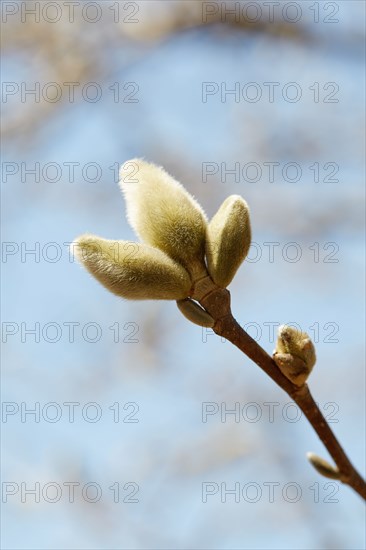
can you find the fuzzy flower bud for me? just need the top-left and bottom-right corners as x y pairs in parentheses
(73, 235), (191, 300)
(205, 195), (251, 288)
(273, 325), (316, 386)
(119, 159), (207, 278)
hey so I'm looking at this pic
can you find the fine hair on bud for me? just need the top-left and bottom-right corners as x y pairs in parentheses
(273, 325), (316, 386)
(119, 159), (208, 275)
(206, 195), (251, 288)
(73, 234), (192, 300)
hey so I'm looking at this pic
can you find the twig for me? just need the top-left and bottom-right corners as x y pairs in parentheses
(194, 279), (366, 501)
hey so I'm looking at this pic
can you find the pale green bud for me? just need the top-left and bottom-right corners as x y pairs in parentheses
(205, 195), (251, 288)
(306, 452), (340, 480)
(176, 298), (215, 328)
(119, 159), (207, 277)
(73, 234), (191, 300)
(273, 325), (316, 386)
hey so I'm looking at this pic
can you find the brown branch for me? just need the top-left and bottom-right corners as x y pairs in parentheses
(194, 280), (366, 501)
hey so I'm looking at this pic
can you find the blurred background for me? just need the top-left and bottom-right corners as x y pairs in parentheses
(1, 1), (365, 548)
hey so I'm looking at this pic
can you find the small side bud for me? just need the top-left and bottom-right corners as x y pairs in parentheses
(73, 234), (191, 300)
(176, 298), (215, 328)
(205, 195), (251, 288)
(273, 325), (316, 386)
(306, 452), (341, 480)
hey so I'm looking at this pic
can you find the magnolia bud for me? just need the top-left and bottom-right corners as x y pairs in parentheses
(273, 325), (316, 386)
(176, 298), (215, 328)
(73, 234), (191, 300)
(307, 452), (340, 480)
(205, 195), (251, 288)
(119, 159), (208, 278)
